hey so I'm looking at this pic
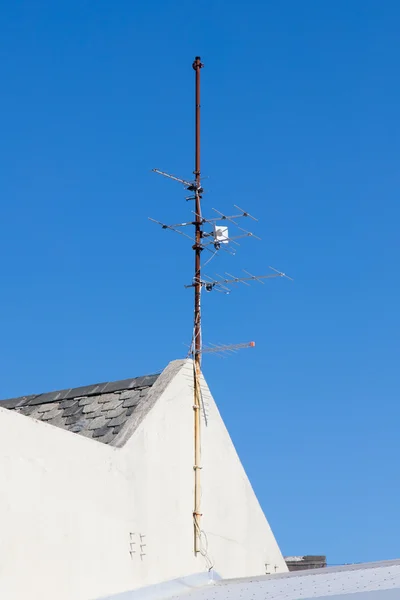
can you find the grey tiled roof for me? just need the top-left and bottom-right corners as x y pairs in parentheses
(1, 374), (160, 445)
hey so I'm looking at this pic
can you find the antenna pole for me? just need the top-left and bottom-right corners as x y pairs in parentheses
(150, 56), (290, 558)
(193, 55), (203, 368)
(192, 55), (203, 554)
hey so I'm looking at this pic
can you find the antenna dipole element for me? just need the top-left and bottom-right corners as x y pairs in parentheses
(192, 55), (204, 556)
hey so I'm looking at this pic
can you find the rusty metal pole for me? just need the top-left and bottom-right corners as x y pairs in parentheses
(192, 55), (203, 554)
(193, 56), (203, 365)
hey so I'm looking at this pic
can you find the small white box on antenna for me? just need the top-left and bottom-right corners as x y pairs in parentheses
(213, 225), (229, 244)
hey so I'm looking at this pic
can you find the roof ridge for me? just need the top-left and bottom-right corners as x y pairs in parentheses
(0, 360), (190, 446)
(0, 372), (162, 445)
(0, 373), (161, 409)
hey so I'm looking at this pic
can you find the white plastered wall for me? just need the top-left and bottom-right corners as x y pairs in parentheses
(0, 359), (286, 600)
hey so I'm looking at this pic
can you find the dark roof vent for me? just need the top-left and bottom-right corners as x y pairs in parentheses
(285, 555), (327, 571)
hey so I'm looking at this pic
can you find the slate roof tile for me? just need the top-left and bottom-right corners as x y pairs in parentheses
(78, 397), (93, 406)
(88, 416), (108, 430)
(92, 425), (110, 439)
(65, 414), (83, 426)
(60, 399), (79, 409)
(80, 429), (94, 439)
(106, 406), (125, 419)
(84, 407), (103, 420)
(122, 391), (141, 408)
(119, 390), (135, 401)
(36, 403), (55, 413)
(18, 405), (36, 416)
(112, 424), (124, 435)
(49, 415), (67, 428)
(97, 392), (121, 404)
(70, 420), (89, 433)
(41, 407), (62, 421)
(100, 398), (122, 411)
(108, 412), (128, 427)
(63, 402), (81, 417)
(96, 430), (115, 444)
(1, 372), (160, 445)
(82, 402), (102, 414)
(28, 408), (43, 419)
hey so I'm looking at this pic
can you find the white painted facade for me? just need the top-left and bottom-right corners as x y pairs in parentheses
(0, 359), (286, 600)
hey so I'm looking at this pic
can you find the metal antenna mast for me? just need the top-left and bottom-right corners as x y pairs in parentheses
(192, 55), (203, 555)
(150, 56), (291, 556)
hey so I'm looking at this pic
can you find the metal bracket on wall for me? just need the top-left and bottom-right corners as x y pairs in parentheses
(140, 533), (147, 560)
(129, 532), (136, 559)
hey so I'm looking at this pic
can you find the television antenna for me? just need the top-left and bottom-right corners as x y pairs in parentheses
(149, 57), (291, 556)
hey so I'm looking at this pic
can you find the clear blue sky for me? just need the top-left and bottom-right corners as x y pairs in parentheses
(1, 0), (399, 566)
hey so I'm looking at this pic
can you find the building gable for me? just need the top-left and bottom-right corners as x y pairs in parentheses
(0, 359), (287, 599)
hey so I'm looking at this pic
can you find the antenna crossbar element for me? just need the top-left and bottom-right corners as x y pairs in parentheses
(268, 265), (294, 281)
(148, 218), (194, 242)
(152, 169), (203, 193)
(225, 271), (251, 286)
(149, 217), (195, 229)
(149, 218), (220, 258)
(192, 206), (258, 224)
(187, 340), (256, 358)
(202, 232), (256, 247)
(234, 204), (258, 221)
(184, 267), (292, 290)
(204, 274), (231, 293)
(211, 208), (261, 240)
(213, 271), (285, 286)
(202, 341), (256, 354)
